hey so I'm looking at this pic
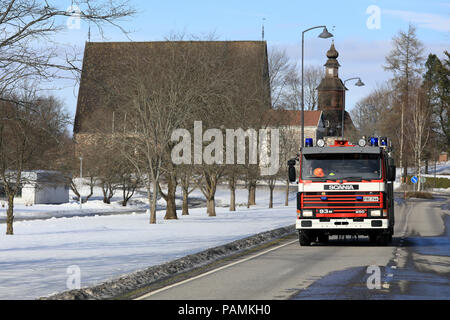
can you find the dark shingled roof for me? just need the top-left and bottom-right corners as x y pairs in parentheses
(263, 110), (323, 127)
(74, 41), (271, 134)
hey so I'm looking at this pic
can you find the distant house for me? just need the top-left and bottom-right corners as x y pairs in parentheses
(0, 171), (69, 205)
(264, 109), (326, 144)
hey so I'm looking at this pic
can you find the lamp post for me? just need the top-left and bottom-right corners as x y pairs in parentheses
(79, 156), (83, 211)
(301, 26), (333, 148)
(342, 77), (364, 139)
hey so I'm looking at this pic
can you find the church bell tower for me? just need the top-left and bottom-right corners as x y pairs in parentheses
(317, 41), (347, 137)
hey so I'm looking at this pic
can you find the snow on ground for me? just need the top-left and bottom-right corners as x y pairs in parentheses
(0, 186), (296, 300)
(0, 179), (291, 221)
(393, 161), (450, 192)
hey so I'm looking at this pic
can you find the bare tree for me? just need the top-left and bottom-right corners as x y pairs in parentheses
(179, 167), (196, 215)
(384, 24), (425, 180)
(268, 47), (291, 108)
(0, 0), (136, 101)
(407, 82), (432, 191)
(0, 92), (70, 235)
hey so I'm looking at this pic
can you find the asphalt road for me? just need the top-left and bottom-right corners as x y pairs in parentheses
(138, 194), (450, 300)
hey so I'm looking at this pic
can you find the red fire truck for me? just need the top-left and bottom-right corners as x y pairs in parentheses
(288, 137), (396, 246)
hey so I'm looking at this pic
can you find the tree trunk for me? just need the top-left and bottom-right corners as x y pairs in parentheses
(84, 177), (95, 203)
(207, 197), (216, 217)
(164, 173), (178, 220)
(122, 187), (128, 206)
(122, 182), (136, 207)
(269, 186), (274, 208)
(102, 182), (108, 203)
(6, 194), (14, 235)
(229, 176), (236, 212)
(247, 180), (256, 207)
(149, 179), (158, 224)
(107, 184), (114, 204)
(182, 187), (189, 215)
(249, 183), (256, 205)
(285, 177), (289, 206)
(70, 179), (81, 201)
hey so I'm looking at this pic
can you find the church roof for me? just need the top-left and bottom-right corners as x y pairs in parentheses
(263, 110), (323, 127)
(74, 41), (271, 134)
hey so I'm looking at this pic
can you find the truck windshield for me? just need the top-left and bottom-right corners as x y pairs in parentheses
(302, 153), (381, 180)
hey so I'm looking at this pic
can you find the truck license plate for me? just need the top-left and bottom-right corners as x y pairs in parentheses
(318, 209), (333, 214)
(363, 196), (379, 202)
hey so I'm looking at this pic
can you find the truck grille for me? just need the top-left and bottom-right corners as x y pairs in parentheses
(301, 192), (383, 217)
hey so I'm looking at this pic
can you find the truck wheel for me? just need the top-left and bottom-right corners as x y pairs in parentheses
(318, 234), (329, 244)
(376, 232), (389, 246)
(299, 231), (311, 246)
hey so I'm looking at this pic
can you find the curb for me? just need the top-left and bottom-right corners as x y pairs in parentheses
(40, 224), (296, 300)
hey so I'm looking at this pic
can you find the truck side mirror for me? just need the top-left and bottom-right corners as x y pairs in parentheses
(388, 165), (396, 181)
(288, 159), (297, 183)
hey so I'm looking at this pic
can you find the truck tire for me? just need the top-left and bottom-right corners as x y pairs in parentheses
(318, 234), (329, 244)
(376, 232), (390, 246)
(299, 231), (311, 246)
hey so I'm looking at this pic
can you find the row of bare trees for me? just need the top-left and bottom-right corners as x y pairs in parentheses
(76, 40), (300, 224)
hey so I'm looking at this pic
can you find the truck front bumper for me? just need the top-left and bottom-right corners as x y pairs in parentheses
(296, 218), (388, 230)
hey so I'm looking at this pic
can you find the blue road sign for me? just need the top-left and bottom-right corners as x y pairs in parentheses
(411, 176), (418, 184)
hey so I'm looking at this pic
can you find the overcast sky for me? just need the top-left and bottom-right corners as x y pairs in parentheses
(52, 0), (450, 128)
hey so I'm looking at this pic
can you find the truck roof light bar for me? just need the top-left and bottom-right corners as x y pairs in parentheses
(369, 137), (379, 147)
(331, 140), (353, 147)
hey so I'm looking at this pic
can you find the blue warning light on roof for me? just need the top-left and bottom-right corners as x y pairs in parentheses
(369, 137), (379, 146)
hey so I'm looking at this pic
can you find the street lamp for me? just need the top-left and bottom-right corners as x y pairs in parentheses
(342, 77), (365, 139)
(301, 26), (333, 148)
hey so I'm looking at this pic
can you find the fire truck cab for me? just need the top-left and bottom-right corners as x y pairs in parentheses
(288, 137), (396, 246)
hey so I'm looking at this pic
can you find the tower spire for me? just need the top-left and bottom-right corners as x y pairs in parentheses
(262, 18), (265, 41)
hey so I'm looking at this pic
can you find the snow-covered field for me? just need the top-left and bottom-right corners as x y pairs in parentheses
(0, 185), (296, 300)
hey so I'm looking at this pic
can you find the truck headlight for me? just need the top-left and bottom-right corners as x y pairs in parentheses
(302, 210), (313, 217)
(370, 210), (381, 217)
